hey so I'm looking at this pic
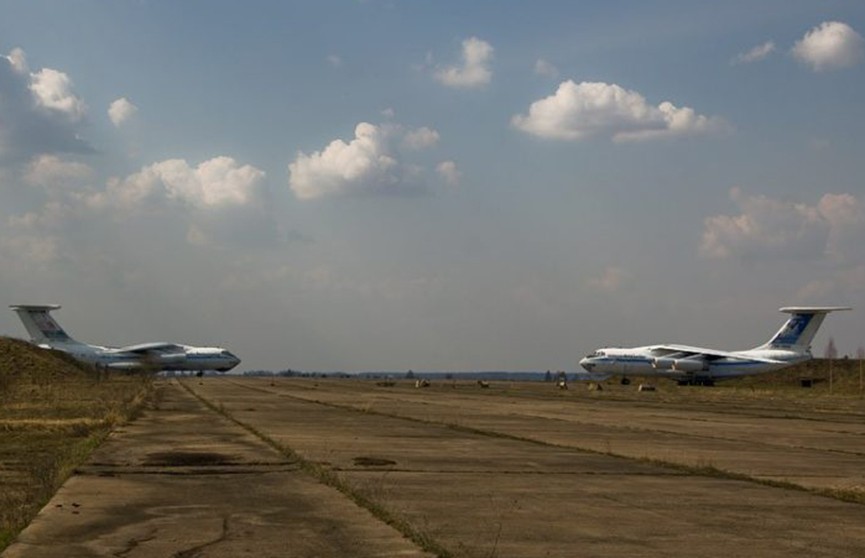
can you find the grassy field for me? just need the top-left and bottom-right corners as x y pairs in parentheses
(604, 358), (865, 400)
(0, 337), (153, 551)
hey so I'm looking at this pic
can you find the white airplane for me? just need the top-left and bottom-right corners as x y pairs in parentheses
(579, 306), (850, 386)
(10, 304), (241, 372)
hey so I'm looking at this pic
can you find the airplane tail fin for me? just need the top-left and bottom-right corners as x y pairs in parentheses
(9, 305), (77, 344)
(757, 307), (851, 351)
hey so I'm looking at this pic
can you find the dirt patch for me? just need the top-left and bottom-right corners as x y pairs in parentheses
(353, 456), (397, 467)
(145, 451), (235, 467)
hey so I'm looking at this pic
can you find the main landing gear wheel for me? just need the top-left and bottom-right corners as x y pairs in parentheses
(620, 377), (631, 385)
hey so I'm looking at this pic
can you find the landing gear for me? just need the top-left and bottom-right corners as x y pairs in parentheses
(677, 378), (715, 387)
(620, 377), (631, 386)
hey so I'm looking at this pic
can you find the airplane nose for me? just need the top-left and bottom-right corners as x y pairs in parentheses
(218, 356), (241, 372)
(579, 358), (595, 372)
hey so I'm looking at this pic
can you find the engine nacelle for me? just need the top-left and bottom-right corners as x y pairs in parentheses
(652, 358), (675, 370)
(154, 352), (187, 364)
(672, 358), (705, 372)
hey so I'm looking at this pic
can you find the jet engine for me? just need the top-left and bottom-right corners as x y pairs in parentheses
(671, 358), (706, 372)
(153, 352), (187, 364)
(652, 358), (676, 370)
(653, 357), (706, 372)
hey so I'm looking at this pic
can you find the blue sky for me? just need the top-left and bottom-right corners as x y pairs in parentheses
(1, 1), (863, 371)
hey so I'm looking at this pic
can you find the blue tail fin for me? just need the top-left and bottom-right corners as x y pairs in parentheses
(759, 307), (851, 350)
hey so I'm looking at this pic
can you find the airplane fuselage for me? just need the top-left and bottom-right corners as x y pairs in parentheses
(579, 307), (850, 384)
(35, 340), (240, 372)
(11, 304), (242, 373)
(579, 346), (808, 382)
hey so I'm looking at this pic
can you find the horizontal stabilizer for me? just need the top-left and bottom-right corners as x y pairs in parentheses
(779, 306), (852, 314)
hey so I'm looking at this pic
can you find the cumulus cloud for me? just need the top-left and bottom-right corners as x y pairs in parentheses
(289, 122), (445, 199)
(108, 97), (138, 127)
(700, 188), (864, 262)
(797, 265), (865, 301)
(436, 160), (460, 186)
(99, 156), (265, 210)
(0, 232), (60, 265)
(3, 155), (277, 265)
(792, 21), (864, 71)
(434, 37), (493, 89)
(29, 68), (87, 122)
(511, 81), (726, 142)
(588, 266), (627, 292)
(24, 155), (94, 188)
(534, 58), (559, 78)
(0, 48), (92, 160)
(4, 47), (28, 73)
(732, 41), (776, 65)
(289, 123), (397, 199)
(402, 126), (440, 150)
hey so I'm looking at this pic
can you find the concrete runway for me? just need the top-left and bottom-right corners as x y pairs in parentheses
(4, 378), (865, 557)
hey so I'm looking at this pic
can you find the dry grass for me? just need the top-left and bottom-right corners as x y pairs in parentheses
(0, 337), (153, 551)
(574, 359), (865, 411)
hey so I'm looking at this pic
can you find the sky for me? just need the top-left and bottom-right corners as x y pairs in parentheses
(1, 1), (864, 372)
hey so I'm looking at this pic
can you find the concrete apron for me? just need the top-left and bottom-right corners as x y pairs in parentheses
(1, 380), (429, 558)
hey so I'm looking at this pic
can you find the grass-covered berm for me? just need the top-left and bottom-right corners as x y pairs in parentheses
(0, 337), (153, 551)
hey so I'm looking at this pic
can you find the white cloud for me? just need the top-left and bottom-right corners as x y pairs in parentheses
(4, 47), (28, 73)
(512, 80), (726, 142)
(11, 157), (266, 231)
(289, 123), (397, 199)
(434, 37), (493, 89)
(103, 156), (265, 210)
(403, 126), (440, 150)
(534, 58), (559, 78)
(700, 188), (864, 261)
(732, 41), (776, 65)
(817, 193), (865, 258)
(436, 160), (460, 186)
(24, 155), (94, 188)
(792, 21), (864, 71)
(289, 122), (447, 199)
(0, 48), (92, 159)
(3, 155), (276, 263)
(108, 97), (138, 127)
(0, 232), (59, 265)
(29, 68), (87, 122)
(588, 266), (627, 292)
(797, 264), (865, 301)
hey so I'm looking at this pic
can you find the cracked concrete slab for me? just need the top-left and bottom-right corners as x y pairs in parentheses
(7, 377), (865, 557)
(184, 378), (865, 558)
(1, 381), (430, 558)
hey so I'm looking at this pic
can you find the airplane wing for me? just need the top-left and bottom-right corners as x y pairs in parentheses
(107, 342), (187, 366)
(110, 342), (185, 354)
(650, 344), (783, 363)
